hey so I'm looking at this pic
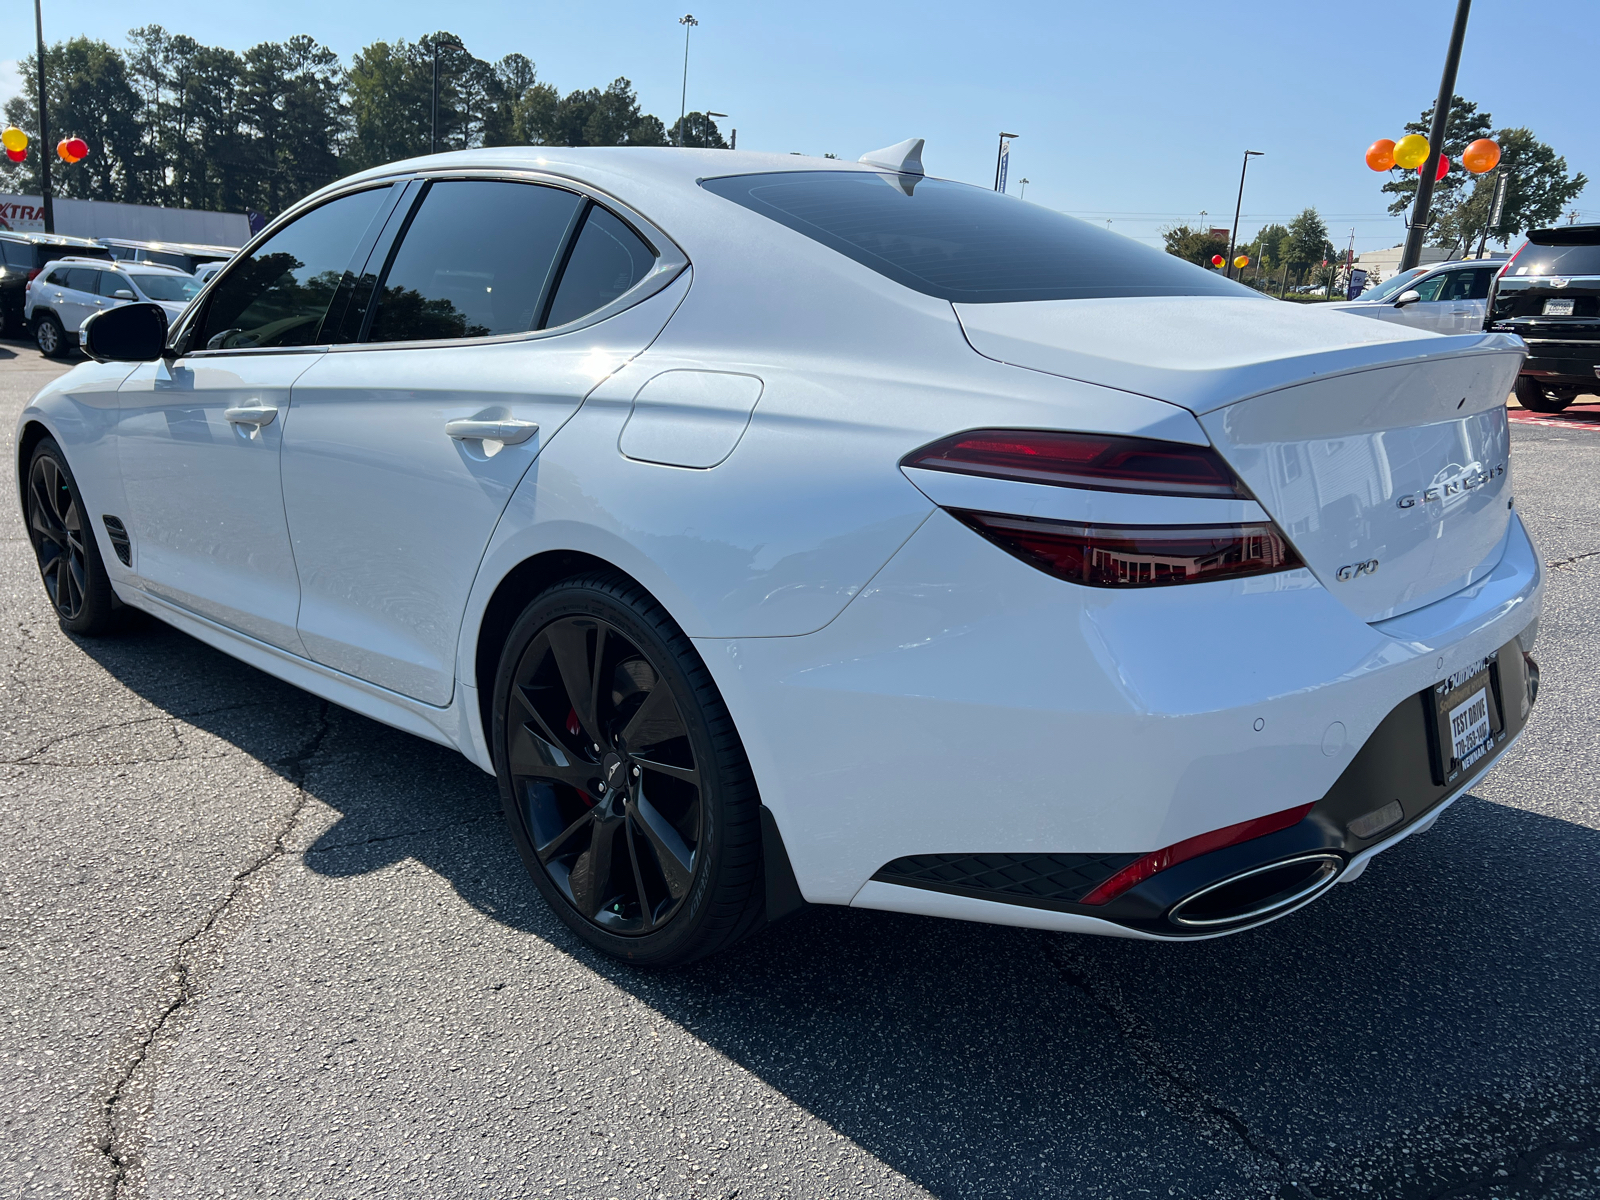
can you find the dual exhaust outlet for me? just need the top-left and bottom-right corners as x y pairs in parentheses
(1167, 852), (1344, 929)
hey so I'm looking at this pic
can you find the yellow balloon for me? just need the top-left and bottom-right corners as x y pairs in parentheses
(1233, 255), (1250, 269)
(1, 126), (28, 153)
(1393, 133), (1430, 171)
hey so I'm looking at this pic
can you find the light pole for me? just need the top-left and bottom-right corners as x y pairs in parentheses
(678, 15), (699, 146)
(431, 36), (466, 155)
(993, 132), (1018, 192)
(707, 111), (728, 149)
(1018, 178), (1029, 199)
(1226, 150), (1264, 279)
(33, 0), (52, 233)
(1400, 0), (1471, 271)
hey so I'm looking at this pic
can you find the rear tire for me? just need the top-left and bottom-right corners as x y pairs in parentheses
(24, 439), (122, 636)
(1515, 376), (1573, 414)
(492, 571), (765, 966)
(33, 312), (66, 358)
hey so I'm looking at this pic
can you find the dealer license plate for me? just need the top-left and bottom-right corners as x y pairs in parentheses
(1429, 655), (1503, 783)
(1543, 298), (1575, 316)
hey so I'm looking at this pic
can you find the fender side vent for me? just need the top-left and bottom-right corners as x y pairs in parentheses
(102, 515), (132, 566)
(873, 851), (1138, 909)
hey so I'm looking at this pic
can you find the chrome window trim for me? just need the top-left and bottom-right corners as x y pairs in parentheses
(172, 168), (689, 360)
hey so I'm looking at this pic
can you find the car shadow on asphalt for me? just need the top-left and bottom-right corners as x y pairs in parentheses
(73, 616), (1600, 1198)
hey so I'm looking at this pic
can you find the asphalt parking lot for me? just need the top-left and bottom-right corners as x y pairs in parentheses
(2, 341), (1598, 1200)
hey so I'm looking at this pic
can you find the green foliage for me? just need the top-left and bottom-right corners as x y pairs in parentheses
(1246, 222), (1290, 271)
(1161, 224), (1228, 268)
(669, 112), (727, 149)
(1379, 95), (1586, 248)
(1, 26), (680, 220)
(1284, 208), (1332, 273)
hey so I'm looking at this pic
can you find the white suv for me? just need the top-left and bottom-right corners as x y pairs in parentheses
(25, 258), (201, 357)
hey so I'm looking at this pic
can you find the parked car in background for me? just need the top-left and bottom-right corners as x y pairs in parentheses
(191, 259), (229, 287)
(0, 233), (111, 340)
(101, 237), (237, 276)
(25, 258), (200, 357)
(1486, 224), (1600, 414)
(1323, 260), (1500, 333)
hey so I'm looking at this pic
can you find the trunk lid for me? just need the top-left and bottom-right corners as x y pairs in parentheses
(955, 297), (1525, 622)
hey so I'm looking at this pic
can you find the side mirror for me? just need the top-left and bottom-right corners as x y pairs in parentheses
(113, 288), (137, 300)
(1394, 289), (1422, 309)
(81, 301), (169, 363)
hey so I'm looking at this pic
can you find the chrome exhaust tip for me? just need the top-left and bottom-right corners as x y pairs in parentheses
(1168, 852), (1344, 929)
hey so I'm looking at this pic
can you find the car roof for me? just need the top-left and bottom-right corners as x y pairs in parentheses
(100, 237), (243, 254)
(0, 232), (107, 247)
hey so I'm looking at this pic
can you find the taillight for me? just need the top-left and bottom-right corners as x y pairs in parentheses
(1081, 803), (1314, 905)
(952, 511), (1300, 588)
(903, 429), (1251, 498)
(26, 267), (40, 283)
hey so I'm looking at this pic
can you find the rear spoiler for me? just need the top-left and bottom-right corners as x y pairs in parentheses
(1526, 223), (1600, 246)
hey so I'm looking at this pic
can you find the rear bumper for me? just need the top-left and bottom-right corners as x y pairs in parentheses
(1512, 340), (1599, 386)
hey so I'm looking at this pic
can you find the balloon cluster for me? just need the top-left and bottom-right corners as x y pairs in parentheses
(1365, 135), (1500, 178)
(57, 137), (89, 163)
(1208, 253), (1251, 270)
(2, 126), (28, 164)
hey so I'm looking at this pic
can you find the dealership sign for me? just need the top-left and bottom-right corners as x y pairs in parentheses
(0, 195), (48, 231)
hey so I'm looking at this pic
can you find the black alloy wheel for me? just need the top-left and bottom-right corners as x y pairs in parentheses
(1514, 375), (1574, 414)
(493, 572), (765, 965)
(25, 439), (120, 635)
(33, 312), (65, 358)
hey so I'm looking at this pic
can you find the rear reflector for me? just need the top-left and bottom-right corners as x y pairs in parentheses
(1080, 803), (1316, 906)
(903, 429), (1251, 499)
(953, 510), (1302, 588)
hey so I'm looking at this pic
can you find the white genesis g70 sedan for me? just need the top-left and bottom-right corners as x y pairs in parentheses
(18, 141), (1542, 964)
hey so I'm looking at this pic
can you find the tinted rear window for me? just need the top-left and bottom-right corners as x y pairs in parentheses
(1514, 242), (1600, 277)
(701, 171), (1257, 304)
(545, 205), (656, 328)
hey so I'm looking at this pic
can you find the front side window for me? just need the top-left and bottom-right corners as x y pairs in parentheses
(129, 272), (201, 302)
(1411, 273), (1450, 303)
(97, 272), (135, 297)
(702, 170), (1258, 303)
(196, 186), (391, 351)
(368, 180), (584, 343)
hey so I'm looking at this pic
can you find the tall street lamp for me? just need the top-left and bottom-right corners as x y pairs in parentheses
(993, 132), (1018, 192)
(1226, 150), (1264, 280)
(1019, 178), (1029, 199)
(33, 0), (52, 233)
(678, 15), (699, 147)
(1400, 0), (1471, 271)
(431, 36), (466, 155)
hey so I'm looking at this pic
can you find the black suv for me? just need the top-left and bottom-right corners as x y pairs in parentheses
(1486, 224), (1600, 413)
(0, 232), (111, 341)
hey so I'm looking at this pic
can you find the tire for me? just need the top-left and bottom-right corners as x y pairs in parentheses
(33, 312), (66, 358)
(492, 571), (765, 966)
(24, 438), (122, 636)
(1515, 375), (1573, 414)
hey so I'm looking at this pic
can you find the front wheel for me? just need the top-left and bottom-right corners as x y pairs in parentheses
(33, 313), (66, 358)
(24, 438), (122, 635)
(492, 571), (765, 965)
(1515, 375), (1574, 414)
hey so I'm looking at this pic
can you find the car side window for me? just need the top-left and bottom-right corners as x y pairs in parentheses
(544, 205), (656, 329)
(1464, 269), (1494, 301)
(64, 268), (103, 293)
(1411, 273), (1449, 302)
(2, 241), (30, 268)
(41, 267), (66, 286)
(367, 180), (584, 344)
(196, 186), (392, 352)
(97, 272), (133, 297)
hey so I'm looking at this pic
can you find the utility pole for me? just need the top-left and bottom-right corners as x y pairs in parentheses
(1401, 0), (1471, 271)
(678, 15), (698, 146)
(33, 0), (52, 233)
(1226, 150), (1263, 279)
(993, 133), (1018, 191)
(1019, 178), (1029, 199)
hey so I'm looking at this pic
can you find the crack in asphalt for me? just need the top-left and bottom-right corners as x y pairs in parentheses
(0, 702), (267, 766)
(305, 811), (498, 855)
(1547, 549), (1600, 570)
(93, 701), (333, 1200)
(1421, 1129), (1600, 1200)
(1048, 944), (1320, 1199)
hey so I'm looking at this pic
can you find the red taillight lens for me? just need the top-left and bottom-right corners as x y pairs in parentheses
(1081, 803), (1315, 906)
(903, 429), (1251, 499)
(952, 511), (1302, 588)
(26, 267), (40, 282)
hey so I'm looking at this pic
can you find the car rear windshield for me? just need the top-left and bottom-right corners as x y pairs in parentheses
(1512, 240), (1600, 277)
(700, 171), (1257, 304)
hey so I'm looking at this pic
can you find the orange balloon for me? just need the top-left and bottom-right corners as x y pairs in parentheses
(1365, 139), (1396, 171)
(1462, 138), (1500, 174)
(1233, 255), (1249, 269)
(56, 139), (76, 162)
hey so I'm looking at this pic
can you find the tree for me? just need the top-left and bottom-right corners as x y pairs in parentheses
(1161, 224), (1228, 268)
(1284, 208), (1332, 275)
(1381, 95), (1493, 222)
(669, 111), (727, 149)
(1, 38), (143, 202)
(1433, 127), (1587, 250)
(1247, 222), (1290, 271)
(520, 77), (666, 147)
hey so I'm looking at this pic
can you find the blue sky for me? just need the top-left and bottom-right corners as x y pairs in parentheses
(5, 0), (1595, 251)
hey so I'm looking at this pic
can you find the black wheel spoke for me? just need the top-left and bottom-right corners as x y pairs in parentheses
(624, 818), (654, 928)
(546, 621), (604, 749)
(629, 753), (699, 787)
(568, 817), (618, 917)
(619, 684), (685, 753)
(630, 792), (695, 900)
(507, 719), (591, 789)
(535, 807), (595, 865)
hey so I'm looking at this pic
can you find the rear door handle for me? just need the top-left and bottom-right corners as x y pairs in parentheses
(224, 405), (278, 427)
(445, 418), (539, 445)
